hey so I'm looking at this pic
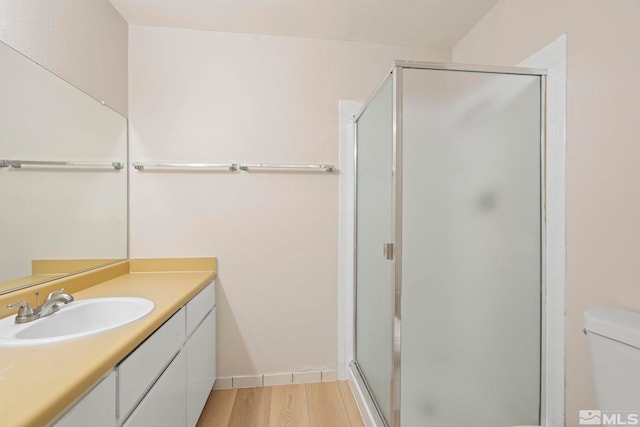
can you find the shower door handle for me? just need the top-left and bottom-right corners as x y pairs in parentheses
(383, 243), (394, 260)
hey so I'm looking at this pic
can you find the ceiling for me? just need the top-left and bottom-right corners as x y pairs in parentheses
(109, 0), (500, 49)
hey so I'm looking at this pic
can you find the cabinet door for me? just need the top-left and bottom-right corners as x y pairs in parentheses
(55, 370), (116, 427)
(123, 350), (187, 427)
(186, 308), (216, 427)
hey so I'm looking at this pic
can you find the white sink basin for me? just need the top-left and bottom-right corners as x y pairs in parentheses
(0, 297), (154, 347)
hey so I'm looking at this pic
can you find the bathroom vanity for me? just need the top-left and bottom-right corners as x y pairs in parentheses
(0, 258), (217, 427)
(0, 39), (217, 427)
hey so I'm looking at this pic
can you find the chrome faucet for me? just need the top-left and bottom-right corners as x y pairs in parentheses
(7, 288), (74, 324)
(35, 288), (74, 317)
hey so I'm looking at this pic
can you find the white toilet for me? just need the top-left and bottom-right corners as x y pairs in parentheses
(584, 307), (640, 410)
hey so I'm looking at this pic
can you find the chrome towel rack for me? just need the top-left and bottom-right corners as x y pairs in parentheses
(239, 163), (335, 172)
(132, 162), (239, 171)
(0, 160), (124, 170)
(131, 162), (335, 172)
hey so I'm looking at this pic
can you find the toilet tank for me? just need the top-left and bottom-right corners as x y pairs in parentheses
(584, 307), (640, 410)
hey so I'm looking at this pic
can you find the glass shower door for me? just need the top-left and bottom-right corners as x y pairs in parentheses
(400, 68), (542, 426)
(355, 75), (394, 425)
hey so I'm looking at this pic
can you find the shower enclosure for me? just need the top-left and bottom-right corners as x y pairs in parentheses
(352, 62), (545, 427)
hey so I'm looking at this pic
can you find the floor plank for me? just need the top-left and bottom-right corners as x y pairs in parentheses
(269, 384), (310, 427)
(196, 388), (237, 427)
(306, 382), (352, 427)
(197, 382), (364, 427)
(228, 387), (272, 427)
(337, 381), (365, 427)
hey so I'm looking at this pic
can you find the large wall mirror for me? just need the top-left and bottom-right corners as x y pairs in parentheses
(0, 40), (128, 295)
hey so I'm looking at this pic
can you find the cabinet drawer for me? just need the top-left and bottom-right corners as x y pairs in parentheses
(54, 370), (116, 427)
(123, 350), (187, 427)
(186, 283), (214, 337)
(118, 307), (186, 422)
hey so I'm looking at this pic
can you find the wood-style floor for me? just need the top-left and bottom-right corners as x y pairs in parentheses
(196, 381), (365, 427)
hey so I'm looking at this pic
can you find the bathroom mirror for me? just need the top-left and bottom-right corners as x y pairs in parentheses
(0, 40), (128, 295)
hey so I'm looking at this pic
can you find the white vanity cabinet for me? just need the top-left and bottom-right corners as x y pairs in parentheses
(53, 283), (216, 427)
(123, 283), (216, 427)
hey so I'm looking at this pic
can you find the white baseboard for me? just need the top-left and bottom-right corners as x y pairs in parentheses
(213, 369), (338, 390)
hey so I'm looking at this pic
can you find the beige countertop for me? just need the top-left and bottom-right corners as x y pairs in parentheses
(0, 258), (216, 427)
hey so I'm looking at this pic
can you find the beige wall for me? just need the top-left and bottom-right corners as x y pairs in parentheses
(128, 26), (449, 378)
(454, 1), (640, 425)
(0, 0), (128, 116)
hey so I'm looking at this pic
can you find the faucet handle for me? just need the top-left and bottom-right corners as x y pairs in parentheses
(7, 301), (37, 324)
(7, 301), (34, 316)
(45, 288), (66, 302)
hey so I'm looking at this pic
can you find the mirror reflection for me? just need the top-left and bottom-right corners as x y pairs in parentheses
(0, 41), (128, 295)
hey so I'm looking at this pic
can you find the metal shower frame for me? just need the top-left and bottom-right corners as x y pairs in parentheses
(350, 60), (548, 427)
